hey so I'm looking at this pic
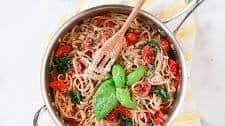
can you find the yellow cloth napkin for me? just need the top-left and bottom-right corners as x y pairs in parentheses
(42, 0), (201, 125)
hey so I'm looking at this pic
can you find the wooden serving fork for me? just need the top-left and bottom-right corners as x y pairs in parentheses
(87, 0), (146, 74)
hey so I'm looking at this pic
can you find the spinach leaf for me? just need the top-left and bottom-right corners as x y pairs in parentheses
(93, 79), (118, 120)
(152, 86), (170, 102)
(116, 88), (137, 109)
(68, 90), (82, 105)
(146, 40), (159, 53)
(119, 115), (133, 126)
(53, 56), (72, 74)
(146, 65), (155, 77)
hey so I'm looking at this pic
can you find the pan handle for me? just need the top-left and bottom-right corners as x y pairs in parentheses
(163, 0), (205, 34)
(33, 105), (48, 126)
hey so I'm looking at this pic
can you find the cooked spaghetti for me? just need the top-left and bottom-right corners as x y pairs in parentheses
(47, 12), (181, 126)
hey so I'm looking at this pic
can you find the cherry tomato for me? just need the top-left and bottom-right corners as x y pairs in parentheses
(135, 82), (152, 97)
(49, 80), (68, 92)
(105, 108), (119, 121)
(105, 105), (132, 121)
(168, 59), (178, 76)
(141, 45), (154, 66)
(93, 18), (105, 27)
(117, 105), (132, 119)
(55, 44), (72, 58)
(105, 21), (115, 28)
(154, 111), (165, 126)
(154, 117), (164, 126)
(126, 32), (138, 44)
(160, 39), (170, 53)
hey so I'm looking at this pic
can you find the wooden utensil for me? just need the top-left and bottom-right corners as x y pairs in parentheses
(87, 0), (146, 74)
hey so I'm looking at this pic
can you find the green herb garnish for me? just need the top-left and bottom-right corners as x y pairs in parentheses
(119, 115), (133, 126)
(53, 56), (72, 74)
(93, 79), (118, 120)
(68, 90), (82, 105)
(152, 86), (170, 102)
(146, 65), (155, 77)
(146, 40), (159, 53)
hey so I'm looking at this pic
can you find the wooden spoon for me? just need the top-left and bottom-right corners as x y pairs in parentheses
(87, 0), (146, 74)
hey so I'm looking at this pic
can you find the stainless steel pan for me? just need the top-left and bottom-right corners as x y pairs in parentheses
(34, 1), (204, 125)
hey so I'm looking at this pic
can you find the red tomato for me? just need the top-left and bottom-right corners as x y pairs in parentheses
(126, 32), (138, 44)
(160, 39), (170, 53)
(93, 18), (105, 27)
(105, 108), (119, 121)
(168, 59), (178, 76)
(73, 61), (85, 73)
(105, 21), (115, 28)
(154, 111), (165, 126)
(135, 82), (152, 97)
(55, 44), (72, 58)
(117, 105), (132, 119)
(154, 117), (164, 126)
(105, 105), (132, 121)
(141, 45), (154, 66)
(49, 80), (68, 92)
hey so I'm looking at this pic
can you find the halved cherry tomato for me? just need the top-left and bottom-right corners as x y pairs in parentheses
(134, 82), (151, 97)
(55, 43), (72, 58)
(141, 45), (154, 66)
(49, 80), (68, 92)
(105, 105), (132, 121)
(73, 60), (85, 73)
(154, 111), (165, 126)
(154, 117), (164, 126)
(93, 18), (106, 27)
(160, 39), (170, 53)
(105, 21), (115, 28)
(126, 32), (138, 45)
(168, 59), (178, 76)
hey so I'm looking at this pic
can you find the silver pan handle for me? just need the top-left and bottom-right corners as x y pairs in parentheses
(33, 105), (48, 126)
(163, 0), (205, 34)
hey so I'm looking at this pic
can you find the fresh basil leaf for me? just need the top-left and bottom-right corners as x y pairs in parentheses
(127, 66), (145, 86)
(116, 88), (136, 109)
(112, 64), (126, 88)
(68, 90), (82, 105)
(146, 40), (159, 53)
(53, 56), (72, 74)
(93, 79), (118, 120)
(152, 86), (169, 102)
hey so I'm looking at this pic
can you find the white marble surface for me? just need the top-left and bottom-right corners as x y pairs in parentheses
(0, 0), (224, 126)
(191, 0), (225, 125)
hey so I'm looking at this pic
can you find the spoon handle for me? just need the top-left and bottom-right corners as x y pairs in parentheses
(120, 0), (146, 34)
